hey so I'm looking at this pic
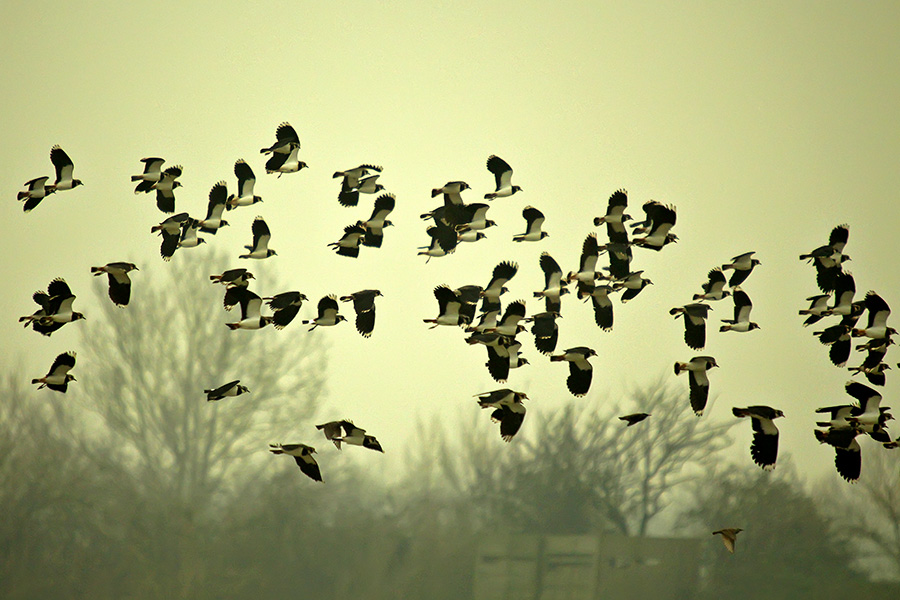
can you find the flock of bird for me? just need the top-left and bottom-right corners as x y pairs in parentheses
(15, 123), (898, 550)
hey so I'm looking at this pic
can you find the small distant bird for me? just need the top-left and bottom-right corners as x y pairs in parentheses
(814, 425), (863, 482)
(260, 122), (301, 155)
(204, 380), (250, 401)
(719, 288), (760, 333)
(721, 252), (760, 287)
(151, 212), (190, 261)
(475, 389), (529, 441)
(418, 222), (459, 261)
(49, 146), (83, 192)
(800, 224), (850, 292)
(328, 222), (367, 258)
(674, 356), (719, 416)
(198, 181), (230, 234)
(481, 261), (518, 312)
(712, 528), (743, 554)
(852, 291), (895, 340)
(131, 157), (165, 194)
(32, 351), (77, 393)
(799, 294), (832, 327)
(567, 234), (601, 292)
(619, 413), (650, 426)
(340, 289), (382, 337)
(670, 303), (713, 349)
(226, 289), (272, 330)
(316, 420), (352, 449)
(827, 272), (856, 317)
(534, 252), (569, 313)
(631, 201), (677, 250)
(226, 159), (262, 209)
(149, 165), (183, 213)
(333, 164), (382, 189)
(338, 173), (384, 207)
(526, 311), (561, 355)
(813, 301), (866, 367)
(240, 217), (276, 259)
(693, 267), (731, 302)
(431, 181), (470, 204)
(550, 347), (597, 397)
(484, 155), (522, 199)
(331, 422), (385, 453)
(593, 189), (632, 228)
(458, 203), (495, 231)
(424, 285), (469, 328)
(613, 271), (653, 303)
(513, 206), (548, 242)
(269, 443), (322, 482)
(91, 262), (139, 307)
(732, 406), (784, 470)
(584, 285), (618, 331)
(302, 295), (347, 331)
(210, 268), (254, 287)
(17, 176), (56, 212)
(175, 218), (207, 254)
(264, 291), (308, 330)
(361, 193), (395, 248)
(19, 278), (85, 335)
(265, 146), (307, 176)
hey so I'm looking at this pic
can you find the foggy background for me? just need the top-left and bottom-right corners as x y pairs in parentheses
(2, 1), (899, 598)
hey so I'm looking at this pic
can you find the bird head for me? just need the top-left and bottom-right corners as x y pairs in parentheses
(512, 185), (523, 193)
(73, 312), (86, 321)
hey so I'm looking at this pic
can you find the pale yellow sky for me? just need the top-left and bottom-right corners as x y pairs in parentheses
(2, 1), (899, 482)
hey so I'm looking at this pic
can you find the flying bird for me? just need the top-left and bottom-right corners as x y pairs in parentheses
(131, 157), (165, 194)
(593, 189), (632, 229)
(852, 291), (895, 340)
(333, 164), (382, 189)
(49, 145), (83, 192)
(330, 421), (385, 453)
(484, 155), (522, 199)
(210, 268), (254, 287)
(337, 173), (384, 207)
(719, 288), (760, 333)
(265, 146), (307, 176)
(481, 261), (518, 312)
(19, 278), (85, 335)
(799, 294), (832, 327)
(814, 426), (863, 483)
(149, 165), (183, 213)
(328, 222), (367, 258)
(226, 159), (262, 209)
(226, 289), (272, 330)
(619, 413), (650, 426)
(302, 295), (347, 331)
(260, 122), (301, 155)
(361, 193), (395, 248)
(670, 303), (713, 349)
(721, 252), (760, 287)
(340, 289), (382, 337)
(32, 351), (77, 393)
(424, 285), (470, 328)
(475, 389), (529, 441)
(526, 311), (561, 354)
(732, 406), (784, 470)
(204, 380), (250, 401)
(269, 443), (322, 482)
(512, 206), (548, 242)
(800, 224), (850, 292)
(17, 176), (56, 211)
(712, 528), (743, 554)
(240, 217), (276, 259)
(534, 252), (569, 313)
(91, 262), (139, 307)
(550, 347), (597, 397)
(264, 291), (308, 330)
(693, 267), (731, 302)
(614, 271), (652, 303)
(674, 356), (718, 416)
(630, 201), (677, 250)
(198, 181), (230, 234)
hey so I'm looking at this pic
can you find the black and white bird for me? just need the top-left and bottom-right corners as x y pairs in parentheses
(32, 351), (77, 393)
(151, 212), (190, 261)
(456, 226), (487, 244)
(91, 262), (139, 307)
(799, 294), (832, 327)
(204, 380), (250, 401)
(269, 443), (322, 482)
(17, 176), (56, 212)
(721, 252), (760, 287)
(670, 303), (713, 349)
(584, 285), (618, 331)
(49, 145), (83, 192)
(328, 222), (367, 258)
(814, 425), (863, 483)
(260, 122), (301, 155)
(361, 193), (395, 248)
(338, 173), (384, 207)
(719, 288), (760, 333)
(593, 189), (632, 229)
(333, 164), (382, 189)
(484, 155), (522, 199)
(475, 389), (529, 441)
(198, 181), (230, 234)
(512, 206), (548, 242)
(316, 420), (352, 449)
(550, 347), (597, 397)
(175, 218), (207, 254)
(813, 301), (866, 367)
(843, 381), (888, 430)
(131, 157), (165, 194)
(489, 300), (527, 337)
(431, 181), (471, 204)
(340, 289), (382, 337)
(732, 406), (784, 471)
(712, 528), (743, 554)
(526, 311), (561, 355)
(466, 307), (500, 335)
(485, 338), (529, 383)
(239, 217), (276, 259)
(19, 278), (85, 335)
(264, 291), (308, 330)
(457, 203), (495, 231)
(417, 222), (459, 261)
(226, 159), (262, 209)
(226, 289), (272, 330)
(455, 285), (483, 326)
(630, 201), (677, 250)
(302, 295), (347, 331)
(210, 268), (254, 287)
(852, 291), (895, 340)
(149, 165), (183, 213)
(424, 285), (469, 328)
(534, 252), (569, 313)
(850, 337), (894, 386)
(613, 271), (653, 303)
(674, 356), (719, 416)
(333, 422), (385, 453)
(567, 234), (601, 293)
(619, 413), (651, 426)
(693, 267), (731, 302)
(265, 146), (307, 176)
(800, 224), (850, 292)
(826, 272), (856, 317)
(481, 261), (518, 312)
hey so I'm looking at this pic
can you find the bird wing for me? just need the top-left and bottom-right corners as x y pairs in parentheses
(539, 252), (563, 289)
(205, 181), (228, 220)
(317, 295), (340, 319)
(47, 351), (76, 377)
(240, 291), (263, 320)
(486, 155), (513, 190)
(50, 145), (74, 182)
(251, 217), (271, 252)
(522, 206), (545, 233)
(234, 159), (257, 197)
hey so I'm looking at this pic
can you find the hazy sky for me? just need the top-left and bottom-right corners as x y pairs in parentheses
(3, 1), (899, 482)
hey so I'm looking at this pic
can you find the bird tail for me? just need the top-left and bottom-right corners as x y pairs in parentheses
(813, 429), (827, 444)
(91, 267), (103, 275)
(268, 444), (283, 454)
(593, 217), (604, 226)
(16, 191), (28, 200)
(31, 378), (42, 384)
(674, 362), (686, 375)
(513, 235), (525, 242)
(130, 175), (142, 181)
(484, 193), (496, 200)
(549, 355), (565, 362)
(226, 323), (240, 330)
(732, 407), (749, 418)
(431, 188), (441, 198)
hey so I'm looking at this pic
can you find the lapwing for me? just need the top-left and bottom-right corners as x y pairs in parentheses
(265, 146), (307, 176)
(534, 252), (569, 313)
(361, 193), (395, 248)
(670, 303), (713, 349)
(302, 295), (347, 331)
(19, 278), (84, 335)
(131, 157), (165, 194)
(91, 262), (139, 307)
(619, 413), (651, 426)
(226, 159), (262, 209)
(204, 380), (250, 401)
(17, 176), (56, 212)
(800, 224), (850, 292)
(149, 165), (183, 213)
(226, 289), (272, 330)
(32, 351), (77, 393)
(674, 356), (718, 416)
(693, 267), (731, 302)
(484, 155), (522, 199)
(198, 181), (230, 234)
(239, 217), (276, 259)
(340, 289), (382, 337)
(269, 443), (322, 482)
(631, 201), (677, 250)
(328, 222), (367, 258)
(814, 425), (863, 482)
(338, 173), (384, 207)
(733, 406), (784, 470)
(424, 285), (469, 328)
(260, 122), (300, 155)
(719, 288), (760, 333)
(49, 145), (83, 192)
(799, 294), (832, 327)
(721, 252), (760, 287)
(852, 291), (895, 340)
(613, 271), (652, 303)
(593, 189), (632, 228)
(550, 347), (597, 397)
(481, 261), (518, 312)
(712, 528), (743, 554)
(526, 311), (560, 354)
(512, 206), (548, 242)
(475, 389), (528, 441)
(264, 291), (308, 330)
